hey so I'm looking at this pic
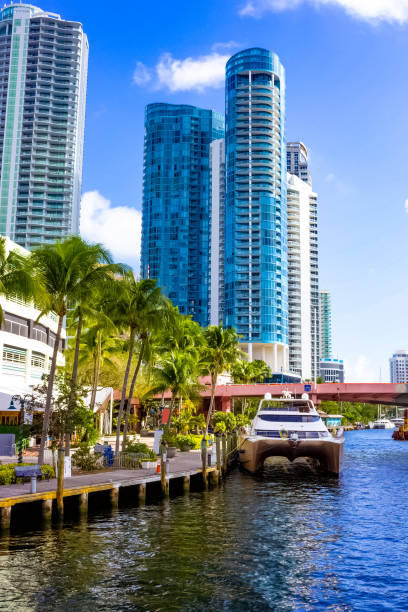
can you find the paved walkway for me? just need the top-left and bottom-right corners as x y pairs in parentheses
(0, 450), (204, 503)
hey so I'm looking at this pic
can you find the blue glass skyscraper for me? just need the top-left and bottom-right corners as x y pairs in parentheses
(141, 103), (224, 327)
(224, 48), (289, 370)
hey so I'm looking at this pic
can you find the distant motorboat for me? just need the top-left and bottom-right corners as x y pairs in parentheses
(372, 417), (395, 429)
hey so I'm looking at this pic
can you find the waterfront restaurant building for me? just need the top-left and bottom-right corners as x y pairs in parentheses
(0, 237), (66, 424)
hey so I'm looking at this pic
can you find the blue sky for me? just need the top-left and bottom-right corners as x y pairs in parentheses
(54, 0), (408, 381)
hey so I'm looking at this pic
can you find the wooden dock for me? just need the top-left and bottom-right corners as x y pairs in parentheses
(0, 450), (225, 530)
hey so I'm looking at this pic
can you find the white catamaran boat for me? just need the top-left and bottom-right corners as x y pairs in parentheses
(372, 417), (395, 429)
(239, 392), (344, 475)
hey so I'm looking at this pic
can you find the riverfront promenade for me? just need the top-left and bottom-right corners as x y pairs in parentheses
(0, 450), (224, 529)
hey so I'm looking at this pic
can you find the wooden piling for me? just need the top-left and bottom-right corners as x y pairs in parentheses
(222, 435), (227, 472)
(78, 493), (88, 516)
(138, 483), (146, 505)
(110, 486), (119, 509)
(160, 455), (169, 497)
(216, 435), (221, 474)
(0, 506), (11, 530)
(201, 438), (208, 490)
(42, 499), (52, 522)
(183, 476), (190, 494)
(56, 449), (65, 520)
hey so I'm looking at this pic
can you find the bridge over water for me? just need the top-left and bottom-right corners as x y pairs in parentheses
(195, 383), (408, 411)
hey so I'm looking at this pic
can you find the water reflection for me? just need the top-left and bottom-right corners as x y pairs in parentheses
(0, 431), (408, 611)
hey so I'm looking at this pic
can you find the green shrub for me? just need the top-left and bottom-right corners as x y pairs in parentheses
(235, 414), (251, 429)
(175, 434), (197, 450)
(214, 421), (226, 434)
(213, 411), (236, 433)
(72, 444), (102, 472)
(125, 441), (156, 460)
(0, 463), (55, 485)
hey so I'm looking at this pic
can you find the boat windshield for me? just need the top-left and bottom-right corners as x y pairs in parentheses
(258, 414), (320, 423)
(261, 401), (311, 413)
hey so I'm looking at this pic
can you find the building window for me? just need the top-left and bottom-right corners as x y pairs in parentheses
(31, 351), (45, 378)
(3, 312), (29, 337)
(32, 323), (47, 344)
(3, 345), (27, 373)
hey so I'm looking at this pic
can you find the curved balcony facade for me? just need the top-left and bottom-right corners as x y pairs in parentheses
(224, 48), (288, 369)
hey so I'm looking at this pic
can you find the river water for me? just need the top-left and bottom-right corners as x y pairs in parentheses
(1, 430), (408, 611)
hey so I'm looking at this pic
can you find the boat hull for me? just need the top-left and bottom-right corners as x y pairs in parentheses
(239, 436), (344, 476)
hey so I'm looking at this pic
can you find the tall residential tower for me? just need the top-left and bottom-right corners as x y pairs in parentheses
(0, 3), (88, 248)
(286, 141), (319, 379)
(319, 290), (332, 359)
(141, 103), (224, 327)
(224, 48), (288, 370)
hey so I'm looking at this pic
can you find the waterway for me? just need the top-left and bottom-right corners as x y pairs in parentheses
(1, 430), (408, 611)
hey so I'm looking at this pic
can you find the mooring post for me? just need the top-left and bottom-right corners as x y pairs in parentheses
(42, 499), (52, 523)
(78, 493), (88, 516)
(222, 434), (227, 473)
(201, 436), (208, 490)
(138, 483), (146, 505)
(183, 475), (190, 494)
(160, 454), (169, 497)
(56, 448), (65, 520)
(0, 507), (11, 530)
(110, 486), (119, 509)
(216, 435), (221, 475)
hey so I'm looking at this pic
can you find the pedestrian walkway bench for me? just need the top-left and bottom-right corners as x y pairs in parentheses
(14, 465), (49, 484)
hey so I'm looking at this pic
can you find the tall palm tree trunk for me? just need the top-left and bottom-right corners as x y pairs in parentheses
(65, 309), (83, 456)
(205, 374), (217, 434)
(122, 341), (145, 451)
(89, 330), (101, 413)
(38, 314), (64, 465)
(115, 328), (136, 456)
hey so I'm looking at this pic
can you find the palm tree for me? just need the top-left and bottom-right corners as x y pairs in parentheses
(250, 359), (271, 383)
(111, 275), (169, 456)
(0, 236), (34, 323)
(31, 236), (118, 465)
(201, 326), (242, 433)
(150, 350), (201, 427)
(65, 273), (122, 455)
(78, 325), (120, 413)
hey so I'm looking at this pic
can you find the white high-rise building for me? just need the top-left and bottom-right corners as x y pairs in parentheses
(0, 3), (88, 249)
(287, 142), (312, 187)
(209, 138), (225, 326)
(287, 173), (319, 380)
(390, 350), (408, 383)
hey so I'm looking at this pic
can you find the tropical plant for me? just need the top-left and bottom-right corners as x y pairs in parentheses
(212, 411), (237, 433)
(200, 326), (242, 432)
(30, 236), (119, 464)
(150, 350), (201, 428)
(111, 275), (170, 455)
(72, 444), (102, 472)
(0, 236), (35, 323)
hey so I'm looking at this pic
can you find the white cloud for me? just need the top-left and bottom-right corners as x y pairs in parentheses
(133, 61), (151, 86)
(80, 191), (141, 269)
(133, 44), (235, 92)
(239, 0), (408, 23)
(404, 198), (408, 213)
(344, 355), (377, 383)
